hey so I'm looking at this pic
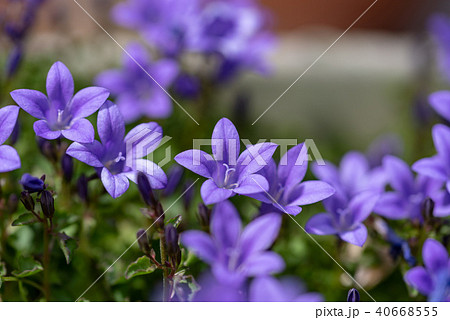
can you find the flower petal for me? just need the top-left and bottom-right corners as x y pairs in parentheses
(404, 266), (434, 295)
(33, 120), (62, 140)
(312, 161), (340, 186)
(249, 277), (285, 302)
(211, 201), (242, 249)
(305, 213), (337, 235)
(100, 168), (130, 198)
(46, 61), (74, 107)
(432, 124), (450, 165)
(125, 122), (163, 158)
(243, 252), (285, 277)
(339, 224), (368, 247)
(374, 192), (407, 219)
(175, 150), (214, 178)
(240, 213), (281, 256)
(288, 180), (335, 206)
(234, 173), (268, 194)
(141, 91), (173, 118)
(412, 156), (447, 181)
(236, 142), (278, 177)
(66, 141), (104, 167)
(0, 105), (19, 145)
(62, 118), (95, 143)
(211, 118), (240, 163)
(125, 159), (167, 189)
(181, 231), (216, 264)
(10, 89), (49, 120)
(349, 191), (380, 224)
(278, 143), (308, 192)
(0, 145), (21, 172)
(422, 238), (449, 274)
(383, 155), (415, 195)
(69, 87), (110, 119)
(429, 91), (450, 122)
(97, 101), (125, 145)
(340, 152), (370, 189)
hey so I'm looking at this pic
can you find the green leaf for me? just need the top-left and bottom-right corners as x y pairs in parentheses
(12, 256), (43, 278)
(0, 261), (6, 276)
(12, 213), (39, 226)
(166, 215), (182, 228)
(58, 232), (78, 264)
(125, 256), (156, 280)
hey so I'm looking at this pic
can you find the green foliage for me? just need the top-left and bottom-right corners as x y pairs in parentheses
(125, 256), (157, 280)
(12, 256), (43, 278)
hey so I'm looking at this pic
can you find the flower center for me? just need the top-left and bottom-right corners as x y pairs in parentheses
(222, 163), (239, 189)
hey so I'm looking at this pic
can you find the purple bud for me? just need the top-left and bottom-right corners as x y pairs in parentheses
(182, 179), (195, 210)
(20, 191), (34, 211)
(37, 137), (58, 163)
(162, 165), (184, 197)
(77, 174), (89, 203)
(61, 154), (74, 182)
(173, 74), (200, 99)
(40, 190), (54, 219)
(165, 224), (181, 267)
(347, 288), (360, 302)
(197, 203), (211, 228)
(421, 197), (435, 221)
(20, 173), (45, 193)
(137, 229), (151, 255)
(6, 45), (23, 79)
(137, 172), (157, 207)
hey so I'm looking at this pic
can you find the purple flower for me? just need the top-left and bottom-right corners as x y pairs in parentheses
(66, 101), (167, 198)
(413, 124), (450, 194)
(0, 105), (21, 172)
(11, 61), (109, 143)
(374, 155), (447, 220)
(404, 238), (450, 301)
(95, 43), (178, 123)
(249, 276), (323, 302)
(20, 173), (45, 193)
(312, 151), (386, 202)
(305, 191), (379, 247)
(429, 91), (450, 122)
(429, 14), (450, 83)
(252, 144), (335, 216)
(175, 118), (277, 204)
(182, 201), (285, 286)
(112, 0), (198, 57)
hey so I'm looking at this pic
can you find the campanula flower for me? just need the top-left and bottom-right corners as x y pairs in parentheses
(175, 118), (277, 204)
(252, 143), (335, 216)
(305, 191), (379, 247)
(11, 61), (110, 143)
(404, 238), (450, 301)
(249, 276), (323, 302)
(312, 151), (386, 203)
(413, 124), (450, 194)
(182, 201), (284, 286)
(0, 105), (21, 172)
(429, 14), (450, 83)
(112, 0), (198, 57)
(374, 155), (448, 220)
(95, 43), (178, 122)
(429, 91), (450, 122)
(66, 101), (167, 198)
(20, 173), (45, 193)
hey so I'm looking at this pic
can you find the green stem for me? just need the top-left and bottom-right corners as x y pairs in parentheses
(43, 220), (51, 301)
(3, 277), (44, 292)
(159, 232), (170, 302)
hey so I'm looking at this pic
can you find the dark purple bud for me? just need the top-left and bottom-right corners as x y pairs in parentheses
(20, 191), (35, 211)
(20, 173), (45, 193)
(162, 165), (184, 197)
(165, 224), (181, 267)
(232, 92), (250, 127)
(37, 137), (58, 163)
(136, 229), (151, 255)
(77, 174), (89, 203)
(401, 241), (417, 267)
(421, 197), (435, 221)
(197, 203), (211, 228)
(173, 74), (200, 99)
(9, 120), (20, 146)
(347, 288), (360, 302)
(6, 45), (23, 80)
(61, 154), (74, 182)
(182, 179), (195, 210)
(137, 172), (157, 207)
(40, 190), (54, 219)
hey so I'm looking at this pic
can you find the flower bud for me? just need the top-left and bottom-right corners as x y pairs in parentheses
(165, 224), (181, 268)
(182, 179), (195, 210)
(347, 288), (360, 302)
(136, 229), (151, 255)
(77, 174), (89, 203)
(20, 173), (45, 193)
(37, 137), (58, 163)
(421, 197), (435, 221)
(61, 154), (74, 182)
(197, 203), (211, 228)
(20, 191), (35, 211)
(162, 165), (183, 197)
(137, 172), (157, 207)
(40, 190), (54, 219)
